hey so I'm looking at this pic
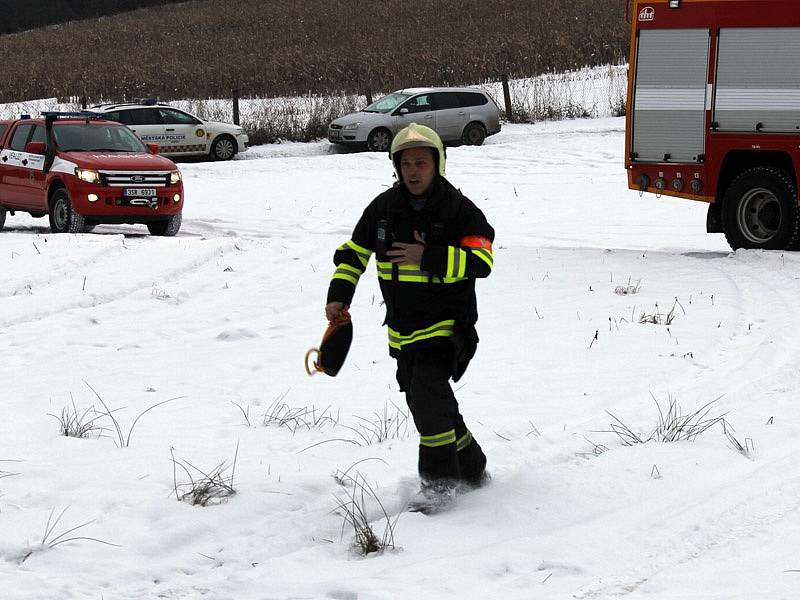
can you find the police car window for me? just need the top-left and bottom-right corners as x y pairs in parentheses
(402, 95), (432, 113)
(30, 125), (46, 144)
(103, 111), (123, 123)
(158, 109), (198, 125)
(432, 93), (460, 110)
(124, 109), (163, 126)
(9, 124), (33, 151)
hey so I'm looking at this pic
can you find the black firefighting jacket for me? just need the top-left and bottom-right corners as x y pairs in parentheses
(327, 176), (494, 366)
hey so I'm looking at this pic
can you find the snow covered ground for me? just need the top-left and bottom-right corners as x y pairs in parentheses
(2, 117), (800, 600)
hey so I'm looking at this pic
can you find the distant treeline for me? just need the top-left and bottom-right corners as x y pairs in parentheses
(0, 0), (629, 104)
(0, 0), (186, 34)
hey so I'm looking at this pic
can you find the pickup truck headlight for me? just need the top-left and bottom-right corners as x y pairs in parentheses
(343, 123), (360, 130)
(170, 170), (182, 185)
(75, 168), (101, 184)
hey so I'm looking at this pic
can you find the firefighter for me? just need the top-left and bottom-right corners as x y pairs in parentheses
(325, 122), (495, 507)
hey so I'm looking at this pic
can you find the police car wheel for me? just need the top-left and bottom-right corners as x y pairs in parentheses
(0, 207), (6, 231)
(49, 188), (85, 234)
(210, 136), (236, 161)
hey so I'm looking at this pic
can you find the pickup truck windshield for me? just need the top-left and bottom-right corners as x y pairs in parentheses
(53, 123), (147, 152)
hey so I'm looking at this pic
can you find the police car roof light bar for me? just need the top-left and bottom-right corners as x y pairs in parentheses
(41, 111), (105, 120)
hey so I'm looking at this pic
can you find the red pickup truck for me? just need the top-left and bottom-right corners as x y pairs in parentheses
(0, 112), (184, 235)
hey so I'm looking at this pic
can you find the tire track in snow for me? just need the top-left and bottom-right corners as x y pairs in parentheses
(0, 237), (240, 332)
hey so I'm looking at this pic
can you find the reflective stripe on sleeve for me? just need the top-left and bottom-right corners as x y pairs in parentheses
(332, 263), (363, 286)
(387, 319), (455, 349)
(337, 240), (372, 268)
(471, 247), (494, 270)
(447, 246), (468, 279)
(420, 429), (457, 448)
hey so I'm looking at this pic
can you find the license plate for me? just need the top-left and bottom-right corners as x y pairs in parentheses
(329, 130), (341, 140)
(124, 188), (157, 197)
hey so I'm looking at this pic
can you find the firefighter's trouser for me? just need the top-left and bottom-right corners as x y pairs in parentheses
(395, 346), (486, 483)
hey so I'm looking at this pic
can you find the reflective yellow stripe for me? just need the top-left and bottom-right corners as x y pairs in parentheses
(376, 261), (466, 284)
(337, 240), (372, 268)
(420, 429), (456, 448)
(446, 246), (467, 278)
(456, 431), (473, 451)
(471, 247), (493, 270)
(332, 272), (358, 285)
(332, 263), (363, 286)
(387, 319), (455, 349)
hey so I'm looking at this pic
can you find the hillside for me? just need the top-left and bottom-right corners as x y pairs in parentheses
(0, 0), (628, 103)
(0, 0), (186, 35)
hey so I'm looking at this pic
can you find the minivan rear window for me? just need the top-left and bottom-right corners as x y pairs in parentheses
(457, 92), (488, 107)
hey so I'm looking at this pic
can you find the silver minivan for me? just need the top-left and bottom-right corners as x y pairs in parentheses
(328, 87), (502, 152)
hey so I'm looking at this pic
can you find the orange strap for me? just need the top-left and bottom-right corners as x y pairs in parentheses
(460, 235), (492, 250)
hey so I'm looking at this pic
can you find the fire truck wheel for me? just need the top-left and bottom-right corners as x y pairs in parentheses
(722, 167), (800, 250)
(210, 135), (237, 161)
(147, 212), (182, 237)
(0, 207), (6, 231)
(462, 122), (486, 146)
(49, 188), (86, 234)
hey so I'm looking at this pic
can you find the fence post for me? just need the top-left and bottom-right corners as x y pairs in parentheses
(501, 74), (512, 121)
(81, 95), (87, 109)
(365, 89), (373, 105)
(232, 88), (240, 126)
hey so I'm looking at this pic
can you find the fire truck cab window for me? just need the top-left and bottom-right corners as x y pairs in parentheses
(9, 124), (33, 151)
(29, 125), (46, 144)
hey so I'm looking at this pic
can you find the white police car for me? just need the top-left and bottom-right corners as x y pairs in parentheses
(91, 100), (248, 161)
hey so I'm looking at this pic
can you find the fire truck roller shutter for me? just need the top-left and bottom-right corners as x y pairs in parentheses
(716, 28), (800, 133)
(632, 29), (709, 163)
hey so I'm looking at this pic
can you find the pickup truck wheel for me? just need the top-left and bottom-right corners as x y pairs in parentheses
(210, 135), (236, 161)
(0, 207), (6, 231)
(367, 128), (392, 152)
(722, 167), (800, 250)
(147, 213), (182, 237)
(49, 189), (86, 234)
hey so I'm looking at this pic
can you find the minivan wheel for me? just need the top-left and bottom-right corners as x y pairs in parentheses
(367, 128), (392, 152)
(722, 167), (800, 250)
(210, 135), (236, 161)
(462, 122), (486, 146)
(49, 188), (86, 234)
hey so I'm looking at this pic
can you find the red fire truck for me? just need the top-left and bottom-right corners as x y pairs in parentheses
(0, 111), (184, 235)
(625, 0), (800, 250)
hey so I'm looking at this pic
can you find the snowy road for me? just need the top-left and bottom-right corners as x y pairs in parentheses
(2, 119), (799, 599)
